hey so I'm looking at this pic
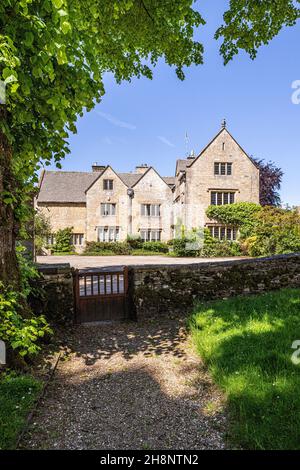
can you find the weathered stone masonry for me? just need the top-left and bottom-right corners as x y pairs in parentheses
(131, 254), (300, 319)
(33, 264), (74, 325)
(35, 254), (300, 324)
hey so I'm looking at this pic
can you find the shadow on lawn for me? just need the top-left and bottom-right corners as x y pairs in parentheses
(190, 288), (300, 449)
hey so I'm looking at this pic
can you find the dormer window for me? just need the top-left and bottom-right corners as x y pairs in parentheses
(103, 179), (113, 190)
(214, 162), (232, 176)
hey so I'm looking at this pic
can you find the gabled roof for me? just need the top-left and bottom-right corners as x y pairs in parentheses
(37, 171), (99, 203)
(37, 167), (174, 203)
(188, 127), (258, 170)
(131, 166), (174, 190)
(163, 176), (176, 187)
(175, 159), (189, 175)
(118, 172), (143, 187)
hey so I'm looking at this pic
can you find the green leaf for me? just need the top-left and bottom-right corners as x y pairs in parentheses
(52, 0), (64, 9)
(61, 21), (71, 34)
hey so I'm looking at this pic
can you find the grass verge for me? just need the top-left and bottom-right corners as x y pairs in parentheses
(189, 288), (300, 450)
(0, 371), (42, 449)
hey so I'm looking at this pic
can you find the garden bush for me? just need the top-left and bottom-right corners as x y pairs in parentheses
(244, 207), (300, 257)
(206, 202), (261, 238)
(83, 241), (131, 255)
(0, 249), (52, 359)
(126, 235), (143, 249)
(141, 241), (169, 253)
(52, 227), (74, 253)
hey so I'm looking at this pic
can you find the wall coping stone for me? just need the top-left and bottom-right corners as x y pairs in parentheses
(127, 253), (300, 272)
(37, 263), (72, 275)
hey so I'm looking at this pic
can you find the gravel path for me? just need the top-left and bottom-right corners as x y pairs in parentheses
(22, 319), (227, 450)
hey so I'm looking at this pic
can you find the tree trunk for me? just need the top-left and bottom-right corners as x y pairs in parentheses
(0, 106), (20, 288)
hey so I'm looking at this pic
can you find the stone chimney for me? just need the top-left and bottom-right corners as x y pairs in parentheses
(92, 162), (106, 172)
(135, 164), (149, 174)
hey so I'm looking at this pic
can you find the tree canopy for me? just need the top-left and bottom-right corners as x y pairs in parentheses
(216, 0), (300, 63)
(1, 0), (204, 182)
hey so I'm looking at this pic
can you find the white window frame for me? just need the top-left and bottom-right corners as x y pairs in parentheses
(208, 225), (237, 241)
(140, 229), (162, 242)
(100, 203), (116, 216)
(214, 162), (233, 176)
(98, 227), (120, 242)
(141, 204), (161, 217)
(211, 191), (235, 205)
(72, 233), (84, 245)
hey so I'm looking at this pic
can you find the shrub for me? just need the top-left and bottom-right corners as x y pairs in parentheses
(200, 229), (242, 257)
(172, 237), (200, 257)
(0, 283), (52, 357)
(126, 235), (143, 249)
(34, 211), (52, 255)
(206, 202), (262, 238)
(245, 207), (300, 257)
(0, 247), (53, 359)
(53, 227), (74, 253)
(141, 241), (169, 253)
(83, 241), (131, 255)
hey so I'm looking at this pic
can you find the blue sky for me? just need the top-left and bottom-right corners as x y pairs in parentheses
(50, 0), (300, 206)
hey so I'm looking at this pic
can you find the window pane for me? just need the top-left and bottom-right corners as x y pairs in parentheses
(221, 227), (226, 240)
(217, 193), (222, 205)
(227, 228), (232, 240)
(223, 193), (229, 205)
(221, 163), (226, 175)
(211, 192), (217, 205)
(230, 192), (235, 204)
(214, 163), (219, 175)
(227, 163), (232, 175)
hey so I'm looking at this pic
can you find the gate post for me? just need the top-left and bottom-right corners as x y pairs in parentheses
(73, 269), (80, 324)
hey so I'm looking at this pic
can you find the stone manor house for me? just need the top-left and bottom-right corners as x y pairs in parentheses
(36, 124), (260, 250)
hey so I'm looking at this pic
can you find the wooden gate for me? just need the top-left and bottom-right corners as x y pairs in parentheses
(74, 267), (129, 323)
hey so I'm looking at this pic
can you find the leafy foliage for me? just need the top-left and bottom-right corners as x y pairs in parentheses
(251, 158), (283, 206)
(216, 0), (300, 63)
(244, 207), (300, 257)
(1, 0), (205, 197)
(53, 227), (73, 253)
(83, 240), (169, 255)
(172, 229), (242, 257)
(34, 210), (52, 254)
(206, 202), (262, 238)
(0, 282), (52, 357)
(206, 203), (300, 257)
(84, 241), (131, 255)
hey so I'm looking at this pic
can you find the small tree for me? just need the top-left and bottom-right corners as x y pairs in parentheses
(34, 211), (52, 254)
(252, 158), (283, 207)
(53, 227), (74, 253)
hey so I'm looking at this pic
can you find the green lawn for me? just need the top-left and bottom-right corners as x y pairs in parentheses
(0, 372), (42, 449)
(190, 288), (300, 450)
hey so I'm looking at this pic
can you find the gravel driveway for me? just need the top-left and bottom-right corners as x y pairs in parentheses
(22, 319), (227, 450)
(37, 254), (243, 269)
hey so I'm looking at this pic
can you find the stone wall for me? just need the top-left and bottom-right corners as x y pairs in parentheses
(33, 254), (300, 324)
(130, 254), (300, 320)
(33, 264), (74, 325)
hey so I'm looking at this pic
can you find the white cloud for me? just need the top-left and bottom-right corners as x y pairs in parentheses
(158, 135), (175, 147)
(96, 111), (136, 130)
